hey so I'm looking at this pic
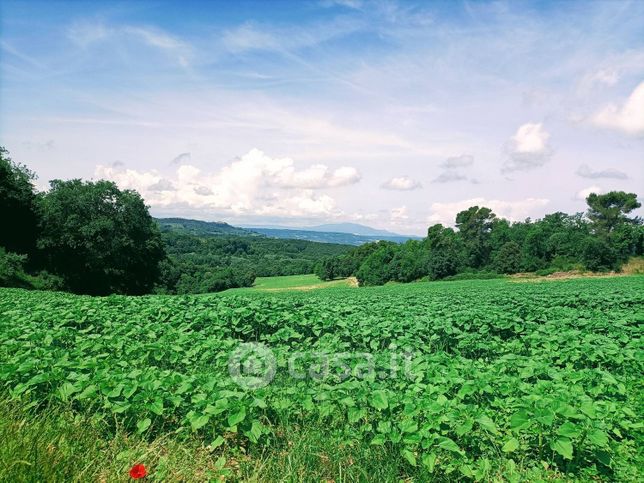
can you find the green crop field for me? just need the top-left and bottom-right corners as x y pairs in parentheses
(1, 276), (643, 481)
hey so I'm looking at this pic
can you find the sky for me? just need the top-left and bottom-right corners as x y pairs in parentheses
(1, 0), (643, 235)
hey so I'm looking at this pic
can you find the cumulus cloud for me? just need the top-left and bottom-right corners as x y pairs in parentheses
(381, 176), (422, 191)
(390, 206), (409, 221)
(576, 163), (628, 180)
(576, 186), (603, 200)
(591, 81), (644, 136)
(428, 197), (550, 226)
(95, 149), (359, 218)
(502, 123), (553, 172)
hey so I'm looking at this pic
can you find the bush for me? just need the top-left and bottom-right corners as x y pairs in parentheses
(581, 237), (617, 271)
(0, 248), (30, 288)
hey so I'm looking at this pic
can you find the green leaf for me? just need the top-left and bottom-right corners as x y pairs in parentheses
(136, 418), (151, 433)
(210, 436), (225, 449)
(587, 429), (609, 446)
(401, 449), (417, 467)
(370, 390), (389, 410)
(347, 407), (366, 423)
(476, 415), (499, 435)
(557, 422), (581, 438)
(371, 434), (386, 445)
(459, 464), (474, 478)
(76, 384), (98, 400)
(399, 418), (418, 433)
(438, 437), (462, 454)
(510, 410), (531, 431)
(422, 453), (437, 472)
(58, 382), (80, 402)
(502, 437), (519, 453)
(227, 407), (246, 427)
(551, 437), (574, 460)
(148, 399), (164, 416)
(190, 414), (210, 431)
(246, 420), (263, 443)
(580, 401), (596, 419)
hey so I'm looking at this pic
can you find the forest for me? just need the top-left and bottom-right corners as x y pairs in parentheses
(315, 196), (643, 285)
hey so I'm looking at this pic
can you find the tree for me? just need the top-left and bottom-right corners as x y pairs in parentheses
(455, 206), (496, 268)
(581, 236), (617, 271)
(38, 179), (165, 295)
(389, 240), (427, 282)
(493, 241), (522, 274)
(356, 242), (398, 286)
(425, 224), (463, 279)
(0, 147), (39, 255)
(586, 191), (641, 236)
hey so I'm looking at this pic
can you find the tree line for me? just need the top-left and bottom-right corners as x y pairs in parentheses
(157, 230), (350, 294)
(315, 193), (643, 286)
(0, 147), (350, 295)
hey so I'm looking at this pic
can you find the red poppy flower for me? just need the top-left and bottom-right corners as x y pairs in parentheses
(129, 464), (147, 479)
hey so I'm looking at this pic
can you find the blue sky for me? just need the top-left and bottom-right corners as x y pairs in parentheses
(1, 0), (643, 234)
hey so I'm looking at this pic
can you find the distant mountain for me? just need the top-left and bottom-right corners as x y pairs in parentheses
(156, 218), (255, 237)
(304, 223), (402, 237)
(248, 227), (421, 246)
(157, 217), (421, 246)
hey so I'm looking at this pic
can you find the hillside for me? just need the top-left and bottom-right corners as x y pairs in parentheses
(159, 218), (420, 246)
(248, 227), (420, 245)
(156, 217), (254, 237)
(156, 222), (353, 294)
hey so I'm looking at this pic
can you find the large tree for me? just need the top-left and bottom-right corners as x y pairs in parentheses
(455, 206), (496, 268)
(0, 147), (39, 255)
(586, 191), (641, 235)
(38, 179), (165, 295)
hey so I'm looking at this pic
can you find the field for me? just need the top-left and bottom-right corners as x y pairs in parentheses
(241, 273), (356, 291)
(0, 277), (642, 481)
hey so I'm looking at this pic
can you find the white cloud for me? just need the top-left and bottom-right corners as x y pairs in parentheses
(576, 164), (628, 180)
(428, 197), (550, 226)
(576, 186), (603, 201)
(95, 149), (359, 218)
(390, 206), (409, 221)
(591, 81), (644, 136)
(381, 176), (422, 190)
(67, 22), (192, 67)
(502, 122), (553, 172)
(222, 17), (364, 54)
(320, 0), (363, 9)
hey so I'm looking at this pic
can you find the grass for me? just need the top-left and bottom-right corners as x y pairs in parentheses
(0, 398), (228, 482)
(0, 398), (580, 483)
(232, 273), (356, 292)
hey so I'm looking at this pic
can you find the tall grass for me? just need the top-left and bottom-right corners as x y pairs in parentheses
(0, 397), (593, 482)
